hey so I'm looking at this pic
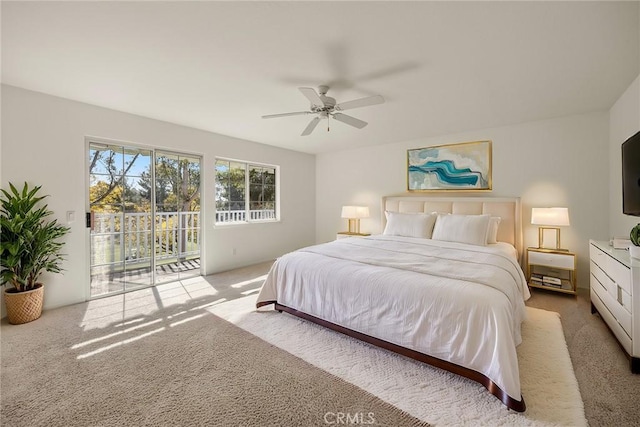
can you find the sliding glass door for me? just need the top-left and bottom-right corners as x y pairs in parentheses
(154, 151), (201, 285)
(88, 141), (201, 298)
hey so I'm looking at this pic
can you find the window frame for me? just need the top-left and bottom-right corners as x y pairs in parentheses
(214, 157), (280, 226)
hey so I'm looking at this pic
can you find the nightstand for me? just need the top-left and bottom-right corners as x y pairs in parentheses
(526, 247), (577, 295)
(336, 232), (371, 240)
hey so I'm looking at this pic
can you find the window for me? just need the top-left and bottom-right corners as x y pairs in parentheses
(215, 159), (278, 224)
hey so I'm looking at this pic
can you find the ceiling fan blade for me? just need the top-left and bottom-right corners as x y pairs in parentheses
(332, 113), (368, 129)
(301, 117), (321, 136)
(335, 95), (385, 111)
(299, 87), (325, 107)
(262, 111), (311, 119)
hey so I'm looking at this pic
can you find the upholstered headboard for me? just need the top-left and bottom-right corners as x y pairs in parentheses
(382, 195), (523, 256)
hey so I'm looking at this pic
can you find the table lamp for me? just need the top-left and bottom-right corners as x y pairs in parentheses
(341, 206), (370, 234)
(531, 207), (570, 250)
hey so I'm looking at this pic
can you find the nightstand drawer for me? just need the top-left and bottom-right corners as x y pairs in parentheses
(528, 251), (574, 269)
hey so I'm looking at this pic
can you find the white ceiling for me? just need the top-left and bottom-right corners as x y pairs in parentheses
(2, 1), (639, 154)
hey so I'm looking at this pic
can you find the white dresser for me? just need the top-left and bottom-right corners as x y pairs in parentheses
(589, 240), (640, 373)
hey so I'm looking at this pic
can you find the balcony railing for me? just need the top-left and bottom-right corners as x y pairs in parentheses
(215, 209), (276, 223)
(91, 211), (200, 267)
(91, 209), (276, 268)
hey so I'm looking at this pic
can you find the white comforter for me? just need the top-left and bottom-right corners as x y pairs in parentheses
(256, 235), (530, 402)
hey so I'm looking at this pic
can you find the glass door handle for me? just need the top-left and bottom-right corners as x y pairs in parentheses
(86, 212), (94, 230)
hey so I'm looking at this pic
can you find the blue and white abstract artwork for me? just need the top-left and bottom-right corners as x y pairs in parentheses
(407, 140), (492, 191)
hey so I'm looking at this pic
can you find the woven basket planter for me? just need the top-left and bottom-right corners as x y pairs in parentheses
(4, 284), (44, 325)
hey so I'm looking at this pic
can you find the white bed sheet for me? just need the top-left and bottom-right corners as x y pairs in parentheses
(256, 235), (530, 402)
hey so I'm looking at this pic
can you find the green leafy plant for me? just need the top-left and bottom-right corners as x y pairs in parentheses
(0, 182), (70, 292)
(631, 224), (640, 247)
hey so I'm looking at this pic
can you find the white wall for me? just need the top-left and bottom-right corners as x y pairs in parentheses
(316, 112), (610, 289)
(609, 74), (640, 238)
(1, 85), (316, 311)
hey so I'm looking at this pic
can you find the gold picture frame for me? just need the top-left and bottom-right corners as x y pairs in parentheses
(407, 140), (492, 192)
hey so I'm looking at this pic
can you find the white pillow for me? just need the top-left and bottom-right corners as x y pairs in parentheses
(487, 216), (502, 244)
(432, 214), (491, 246)
(383, 211), (438, 238)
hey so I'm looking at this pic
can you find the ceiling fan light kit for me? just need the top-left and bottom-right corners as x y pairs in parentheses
(262, 86), (385, 136)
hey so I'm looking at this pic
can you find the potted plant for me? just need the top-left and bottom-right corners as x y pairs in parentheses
(631, 224), (640, 260)
(0, 182), (70, 324)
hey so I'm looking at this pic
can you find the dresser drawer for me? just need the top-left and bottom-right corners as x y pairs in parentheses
(590, 244), (607, 269)
(590, 261), (617, 299)
(591, 265), (632, 338)
(611, 296), (633, 338)
(606, 257), (631, 295)
(590, 273), (608, 302)
(591, 288), (633, 355)
(529, 251), (574, 269)
(589, 240), (639, 364)
(590, 260), (607, 289)
(621, 288), (632, 314)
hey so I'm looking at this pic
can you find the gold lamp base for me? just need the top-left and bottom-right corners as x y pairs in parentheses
(537, 226), (568, 251)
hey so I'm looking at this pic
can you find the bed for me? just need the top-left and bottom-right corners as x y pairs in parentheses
(256, 195), (530, 411)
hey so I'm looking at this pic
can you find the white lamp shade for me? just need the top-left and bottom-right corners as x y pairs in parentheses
(531, 207), (570, 226)
(341, 205), (370, 219)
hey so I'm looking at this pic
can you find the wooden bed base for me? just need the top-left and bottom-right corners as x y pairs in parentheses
(261, 301), (526, 412)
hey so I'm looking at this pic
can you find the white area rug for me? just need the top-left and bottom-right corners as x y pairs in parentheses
(209, 296), (586, 426)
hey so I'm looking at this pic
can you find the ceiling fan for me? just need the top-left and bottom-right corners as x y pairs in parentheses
(262, 85), (385, 136)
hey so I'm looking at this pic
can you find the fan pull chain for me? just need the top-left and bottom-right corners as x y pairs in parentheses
(327, 114), (330, 132)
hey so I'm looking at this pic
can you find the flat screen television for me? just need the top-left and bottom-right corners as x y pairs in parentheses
(622, 130), (640, 216)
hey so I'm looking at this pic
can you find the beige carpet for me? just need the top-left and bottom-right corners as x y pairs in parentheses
(526, 288), (640, 426)
(1, 272), (586, 427)
(210, 295), (587, 426)
(1, 289), (429, 427)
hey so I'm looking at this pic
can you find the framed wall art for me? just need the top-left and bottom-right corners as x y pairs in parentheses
(407, 140), (492, 191)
